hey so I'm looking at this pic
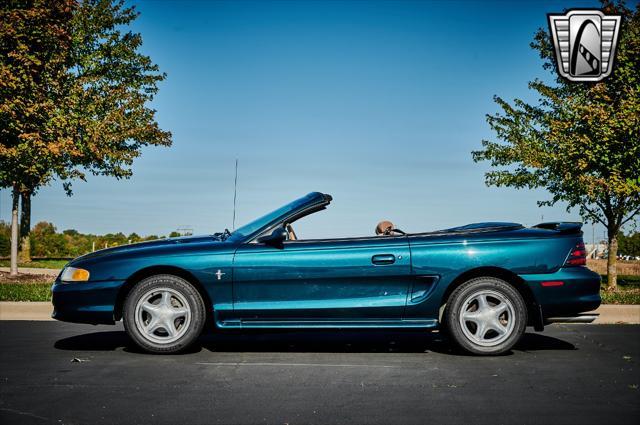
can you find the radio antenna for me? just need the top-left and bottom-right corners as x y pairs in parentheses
(232, 159), (238, 230)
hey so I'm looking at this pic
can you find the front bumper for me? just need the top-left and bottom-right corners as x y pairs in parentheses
(520, 266), (601, 319)
(51, 279), (125, 325)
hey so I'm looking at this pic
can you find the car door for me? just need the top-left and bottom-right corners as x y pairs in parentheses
(231, 236), (412, 323)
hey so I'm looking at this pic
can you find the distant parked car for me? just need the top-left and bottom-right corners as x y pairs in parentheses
(52, 192), (601, 355)
(617, 254), (639, 261)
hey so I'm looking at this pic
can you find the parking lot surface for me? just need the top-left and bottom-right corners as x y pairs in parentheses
(0, 322), (638, 424)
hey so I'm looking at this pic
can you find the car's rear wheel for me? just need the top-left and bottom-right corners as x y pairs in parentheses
(444, 277), (527, 355)
(123, 274), (206, 354)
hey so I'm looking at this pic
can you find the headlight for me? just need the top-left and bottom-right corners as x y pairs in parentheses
(60, 267), (90, 282)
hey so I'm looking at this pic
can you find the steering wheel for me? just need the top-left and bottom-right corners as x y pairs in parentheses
(286, 223), (297, 240)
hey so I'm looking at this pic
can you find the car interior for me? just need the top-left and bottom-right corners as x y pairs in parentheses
(281, 219), (404, 242)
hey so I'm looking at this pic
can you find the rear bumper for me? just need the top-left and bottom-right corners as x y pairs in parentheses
(520, 267), (601, 319)
(51, 279), (125, 325)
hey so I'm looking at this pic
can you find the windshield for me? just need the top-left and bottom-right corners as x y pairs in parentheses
(227, 192), (325, 242)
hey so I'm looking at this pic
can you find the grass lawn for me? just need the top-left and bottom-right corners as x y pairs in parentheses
(0, 259), (68, 269)
(600, 275), (640, 304)
(600, 288), (640, 304)
(0, 271), (54, 301)
(600, 275), (640, 285)
(0, 283), (52, 302)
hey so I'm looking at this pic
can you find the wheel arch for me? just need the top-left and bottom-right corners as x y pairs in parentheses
(440, 266), (543, 330)
(113, 265), (212, 322)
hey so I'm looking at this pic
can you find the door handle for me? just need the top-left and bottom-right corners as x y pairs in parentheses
(372, 254), (396, 265)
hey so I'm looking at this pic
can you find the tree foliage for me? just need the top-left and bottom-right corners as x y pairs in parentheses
(472, 1), (640, 289)
(27, 221), (162, 257)
(1, 0), (171, 191)
(618, 231), (640, 257)
(0, 0), (72, 192)
(0, 220), (162, 258)
(60, 0), (172, 189)
(0, 221), (10, 256)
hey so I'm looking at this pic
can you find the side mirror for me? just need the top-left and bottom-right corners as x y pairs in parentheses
(257, 227), (288, 247)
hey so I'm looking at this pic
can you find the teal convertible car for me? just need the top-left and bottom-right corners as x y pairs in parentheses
(52, 192), (601, 355)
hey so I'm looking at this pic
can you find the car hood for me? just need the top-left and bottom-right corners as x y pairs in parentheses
(73, 235), (220, 262)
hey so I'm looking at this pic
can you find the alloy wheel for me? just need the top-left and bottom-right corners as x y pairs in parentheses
(134, 287), (192, 345)
(457, 289), (516, 347)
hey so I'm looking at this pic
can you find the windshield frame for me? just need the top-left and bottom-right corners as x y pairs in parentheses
(225, 192), (331, 243)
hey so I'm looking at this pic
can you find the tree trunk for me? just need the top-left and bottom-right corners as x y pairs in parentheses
(606, 234), (618, 291)
(10, 186), (19, 277)
(18, 190), (32, 263)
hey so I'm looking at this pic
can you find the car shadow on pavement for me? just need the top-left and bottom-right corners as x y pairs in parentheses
(55, 331), (132, 352)
(54, 329), (575, 355)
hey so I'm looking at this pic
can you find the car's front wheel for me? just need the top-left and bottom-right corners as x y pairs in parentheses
(123, 274), (206, 354)
(444, 277), (527, 355)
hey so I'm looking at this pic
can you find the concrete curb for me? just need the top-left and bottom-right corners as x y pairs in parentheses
(590, 305), (640, 324)
(0, 302), (53, 321)
(0, 302), (638, 323)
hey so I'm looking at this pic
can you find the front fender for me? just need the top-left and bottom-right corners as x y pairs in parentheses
(58, 249), (236, 324)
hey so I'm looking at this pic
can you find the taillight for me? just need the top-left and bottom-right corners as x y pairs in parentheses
(564, 241), (587, 266)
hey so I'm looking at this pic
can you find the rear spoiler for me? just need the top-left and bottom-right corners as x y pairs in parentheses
(532, 222), (583, 235)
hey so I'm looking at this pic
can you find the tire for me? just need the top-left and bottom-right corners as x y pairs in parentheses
(123, 274), (206, 354)
(444, 277), (527, 355)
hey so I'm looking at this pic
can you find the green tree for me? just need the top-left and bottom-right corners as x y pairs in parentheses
(30, 222), (68, 257)
(59, 0), (172, 185)
(0, 0), (72, 274)
(1, 222), (175, 258)
(127, 232), (141, 243)
(0, 221), (10, 257)
(473, 1), (639, 290)
(618, 230), (640, 257)
(1, 0), (171, 273)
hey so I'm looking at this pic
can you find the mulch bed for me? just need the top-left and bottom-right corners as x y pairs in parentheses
(0, 271), (54, 284)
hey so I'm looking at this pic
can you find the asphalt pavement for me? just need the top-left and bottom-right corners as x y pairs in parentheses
(0, 322), (638, 425)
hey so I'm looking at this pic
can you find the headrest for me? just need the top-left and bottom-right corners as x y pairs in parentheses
(375, 220), (395, 235)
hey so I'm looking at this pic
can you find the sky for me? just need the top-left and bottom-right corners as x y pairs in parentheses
(0, 0), (614, 242)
